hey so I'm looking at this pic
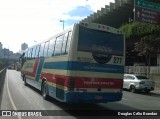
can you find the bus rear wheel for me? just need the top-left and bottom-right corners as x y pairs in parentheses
(42, 81), (49, 100)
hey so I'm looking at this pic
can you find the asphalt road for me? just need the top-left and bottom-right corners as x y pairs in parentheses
(0, 70), (160, 119)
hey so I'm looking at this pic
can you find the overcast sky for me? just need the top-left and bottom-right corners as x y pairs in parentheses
(0, 0), (114, 53)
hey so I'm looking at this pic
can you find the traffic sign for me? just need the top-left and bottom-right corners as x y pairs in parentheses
(135, 0), (160, 11)
(134, 0), (160, 25)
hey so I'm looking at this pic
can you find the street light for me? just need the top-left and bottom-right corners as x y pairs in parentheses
(60, 20), (64, 30)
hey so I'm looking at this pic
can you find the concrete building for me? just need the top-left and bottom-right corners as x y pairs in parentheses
(0, 42), (2, 50)
(21, 43), (28, 51)
(0, 42), (2, 58)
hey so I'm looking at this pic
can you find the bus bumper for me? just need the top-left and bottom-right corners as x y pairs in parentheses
(65, 92), (123, 103)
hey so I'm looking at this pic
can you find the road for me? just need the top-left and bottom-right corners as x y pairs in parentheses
(0, 70), (160, 119)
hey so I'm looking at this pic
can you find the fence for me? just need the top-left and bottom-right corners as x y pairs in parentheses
(0, 68), (7, 107)
(125, 66), (160, 90)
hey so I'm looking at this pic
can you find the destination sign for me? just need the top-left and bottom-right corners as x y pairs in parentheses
(135, 0), (160, 11)
(134, 0), (160, 25)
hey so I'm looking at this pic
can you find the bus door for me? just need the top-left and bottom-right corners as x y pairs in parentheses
(35, 58), (45, 82)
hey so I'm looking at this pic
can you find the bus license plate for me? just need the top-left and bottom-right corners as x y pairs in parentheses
(95, 96), (102, 99)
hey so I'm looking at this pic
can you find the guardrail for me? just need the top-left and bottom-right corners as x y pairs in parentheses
(0, 68), (7, 107)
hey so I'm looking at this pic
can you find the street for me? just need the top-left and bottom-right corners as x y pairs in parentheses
(0, 70), (160, 119)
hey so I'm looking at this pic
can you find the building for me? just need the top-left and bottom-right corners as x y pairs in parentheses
(0, 42), (2, 58)
(3, 48), (10, 58)
(0, 42), (2, 50)
(21, 43), (28, 51)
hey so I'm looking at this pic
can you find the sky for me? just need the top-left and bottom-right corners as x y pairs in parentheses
(0, 0), (114, 53)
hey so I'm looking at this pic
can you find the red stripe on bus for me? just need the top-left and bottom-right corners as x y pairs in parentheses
(33, 59), (39, 73)
(40, 72), (122, 89)
(41, 72), (68, 86)
(74, 77), (122, 89)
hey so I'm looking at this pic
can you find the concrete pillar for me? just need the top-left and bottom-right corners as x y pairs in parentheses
(110, 2), (115, 11)
(115, 0), (121, 8)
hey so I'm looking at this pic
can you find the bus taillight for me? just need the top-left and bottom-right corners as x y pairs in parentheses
(67, 78), (75, 91)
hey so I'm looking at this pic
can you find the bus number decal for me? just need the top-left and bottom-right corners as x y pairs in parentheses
(113, 57), (122, 64)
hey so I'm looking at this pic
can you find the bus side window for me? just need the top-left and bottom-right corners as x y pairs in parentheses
(30, 48), (33, 59)
(54, 35), (63, 56)
(65, 31), (72, 54)
(32, 46), (37, 59)
(61, 32), (68, 55)
(39, 43), (45, 58)
(26, 49), (28, 59)
(44, 41), (49, 57)
(24, 50), (28, 58)
(35, 45), (40, 58)
(27, 48), (30, 59)
(48, 38), (56, 57)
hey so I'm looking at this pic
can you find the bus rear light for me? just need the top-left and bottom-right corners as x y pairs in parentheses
(67, 78), (75, 91)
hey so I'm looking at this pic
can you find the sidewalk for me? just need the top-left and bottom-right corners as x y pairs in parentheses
(151, 89), (160, 94)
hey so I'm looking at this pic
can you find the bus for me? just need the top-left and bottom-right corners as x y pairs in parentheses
(20, 22), (125, 103)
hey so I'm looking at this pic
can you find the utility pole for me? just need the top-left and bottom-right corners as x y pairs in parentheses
(60, 20), (64, 30)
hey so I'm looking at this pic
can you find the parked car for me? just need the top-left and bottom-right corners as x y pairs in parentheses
(123, 74), (155, 93)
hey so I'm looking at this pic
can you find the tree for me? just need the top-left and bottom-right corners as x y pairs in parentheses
(135, 35), (160, 72)
(120, 22), (160, 69)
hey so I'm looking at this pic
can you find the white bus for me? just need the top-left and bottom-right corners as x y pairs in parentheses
(20, 22), (125, 103)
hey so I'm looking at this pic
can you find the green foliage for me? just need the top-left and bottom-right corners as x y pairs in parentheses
(120, 22), (160, 67)
(120, 22), (160, 39)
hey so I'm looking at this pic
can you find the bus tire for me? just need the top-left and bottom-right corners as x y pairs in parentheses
(23, 76), (28, 86)
(42, 80), (49, 100)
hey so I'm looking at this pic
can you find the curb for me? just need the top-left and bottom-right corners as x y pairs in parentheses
(151, 90), (160, 94)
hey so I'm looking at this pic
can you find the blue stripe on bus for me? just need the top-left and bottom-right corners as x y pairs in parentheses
(65, 92), (122, 103)
(43, 61), (124, 74)
(48, 85), (122, 103)
(35, 58), (45, 81)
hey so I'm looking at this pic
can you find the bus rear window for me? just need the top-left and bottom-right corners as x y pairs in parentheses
(78, 26), (124, 56)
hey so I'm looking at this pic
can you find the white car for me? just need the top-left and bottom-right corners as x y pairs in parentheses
(123, 74), (155, 93)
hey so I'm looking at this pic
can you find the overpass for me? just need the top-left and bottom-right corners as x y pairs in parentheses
(80, 0), (159, 28)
